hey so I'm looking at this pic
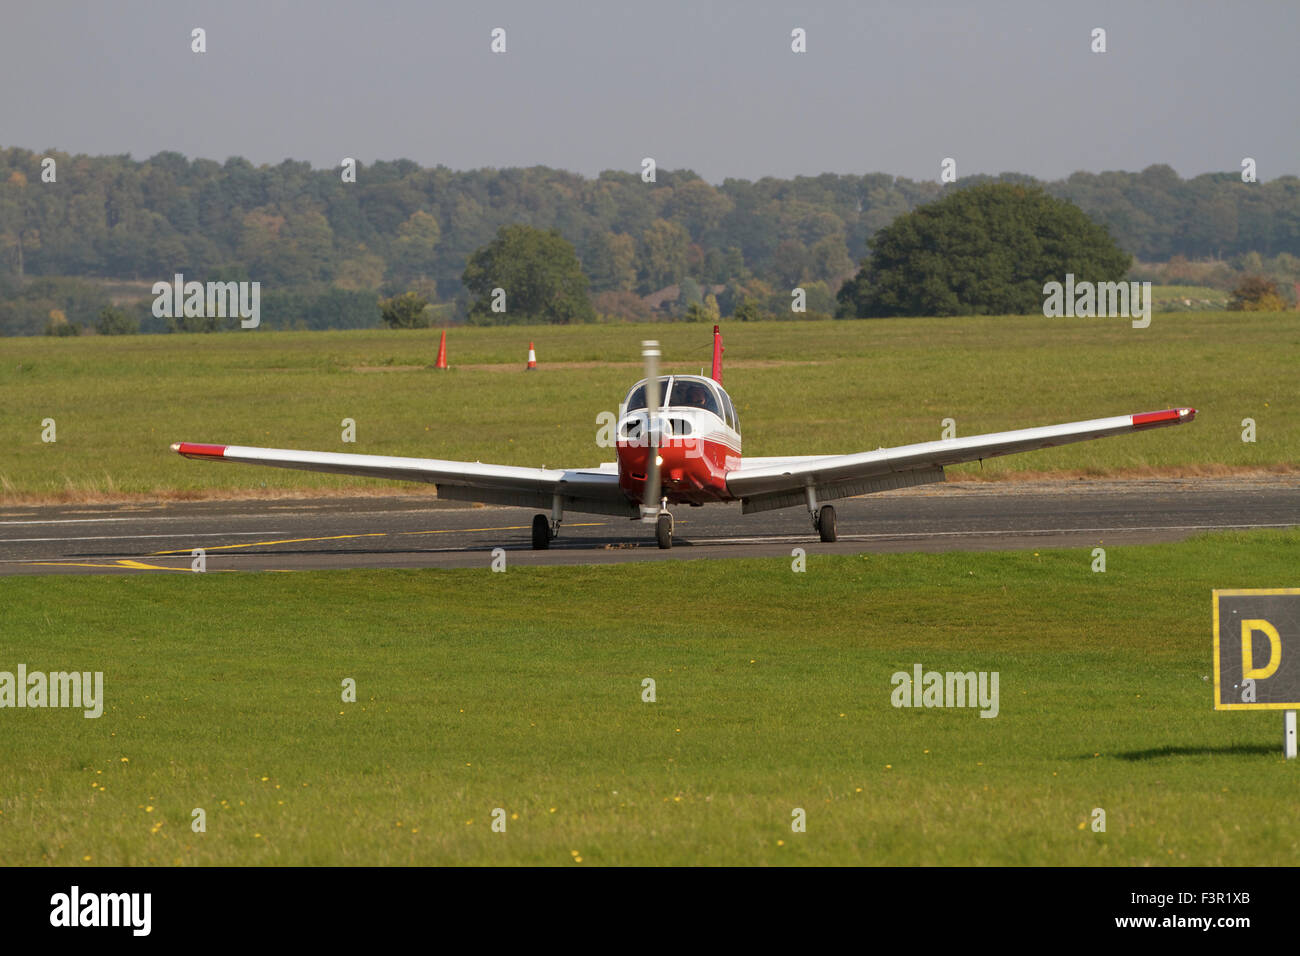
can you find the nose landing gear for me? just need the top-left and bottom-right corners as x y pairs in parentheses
(655, 511), (673, 549)
(644, 496), (673, 549)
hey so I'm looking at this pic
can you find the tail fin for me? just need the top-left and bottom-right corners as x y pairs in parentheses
(710, 325), (724, 385)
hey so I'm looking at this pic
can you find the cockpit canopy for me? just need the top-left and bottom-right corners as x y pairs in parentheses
(623, 375), (740, 432)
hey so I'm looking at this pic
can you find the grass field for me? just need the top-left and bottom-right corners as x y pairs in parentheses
(1150, 285), (1232, 310)
(1, 312), (1295, 501)
(1, 529), (1296, 866)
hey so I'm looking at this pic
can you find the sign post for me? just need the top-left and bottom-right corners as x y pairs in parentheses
(1213, 589), (1300, 758)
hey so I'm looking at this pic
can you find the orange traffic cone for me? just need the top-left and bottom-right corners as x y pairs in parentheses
(526, 342), (537, 371)
(435, 330), (448, 370)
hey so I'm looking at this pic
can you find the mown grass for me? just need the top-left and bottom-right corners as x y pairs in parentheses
(1, 529), (1296, 865)
(0, 312), (1294, 499)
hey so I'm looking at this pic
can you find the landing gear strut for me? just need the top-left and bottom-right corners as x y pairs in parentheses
(806, 485), (837, 543)
(643, 495), (673, 549)
(531, 494), (564, 550)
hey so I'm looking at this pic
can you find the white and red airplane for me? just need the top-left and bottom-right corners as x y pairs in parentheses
(173, 326), (1196, 550)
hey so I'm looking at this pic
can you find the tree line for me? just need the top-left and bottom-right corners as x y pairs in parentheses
(1, 146), (1296, 334)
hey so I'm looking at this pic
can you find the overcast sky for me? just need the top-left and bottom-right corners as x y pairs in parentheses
(1, 1), (1295, 183)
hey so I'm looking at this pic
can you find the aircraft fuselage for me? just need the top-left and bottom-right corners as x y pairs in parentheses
(615, 374), (741, 506)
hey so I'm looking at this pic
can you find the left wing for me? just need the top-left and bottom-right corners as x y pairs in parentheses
(725, 408), (1196, 514)
(171, 442), (639, 517)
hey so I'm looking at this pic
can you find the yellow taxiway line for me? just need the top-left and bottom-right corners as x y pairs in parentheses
(398, 522), (605, 536)
(150, 522), (607, 554)
(151, 532), (387, 554)
(26, 559), (196, 572)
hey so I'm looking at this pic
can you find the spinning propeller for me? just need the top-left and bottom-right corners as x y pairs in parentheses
(639, 340), (662, 521)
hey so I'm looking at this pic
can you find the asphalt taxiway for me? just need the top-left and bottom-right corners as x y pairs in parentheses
(1, 476), (1294, 574)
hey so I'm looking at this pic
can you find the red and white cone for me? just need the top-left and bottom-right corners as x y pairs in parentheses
(526, 342), (537, 371)
(435, 330), (448, 370)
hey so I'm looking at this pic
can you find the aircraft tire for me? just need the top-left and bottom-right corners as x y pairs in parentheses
(655, 514), (673, 550)
(818, 505), (837, 543)
(531, 513), (550, 550)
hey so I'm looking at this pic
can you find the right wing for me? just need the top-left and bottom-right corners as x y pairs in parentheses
(171, 442), (639, 517)
(725, 408), (1196, 513)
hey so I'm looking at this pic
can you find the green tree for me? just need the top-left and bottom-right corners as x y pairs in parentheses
(462, 225), (595, 324)
(95, 305), (139, 335)
(637, 218), (690, 293)
(583, 230), (637, 292)
(809, 235), (855, 285)
(665, 180), (733, 239)
(836, 184), (1130, 318)
(677, 277), (703, 309)
(12, 147), (1300, 335)
(336, 246), (386, 290)
(281, 206), (337, 282)
(772, 238), (811, 287)
(235, 207), (286, 279)
(389, 210), (442, 282)
(379, 291), (433, 328)
(0, 169), (40, 279)
(732, 298), (763, 322)
(682, 293), (720, 323)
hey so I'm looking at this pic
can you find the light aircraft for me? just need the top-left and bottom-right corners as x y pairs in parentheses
(173, 326), (1196, 550)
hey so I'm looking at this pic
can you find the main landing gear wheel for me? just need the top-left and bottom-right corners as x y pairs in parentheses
(655, 513), (673, 550)
(531, 513), (550, 550)
(818, 505), (837, 543)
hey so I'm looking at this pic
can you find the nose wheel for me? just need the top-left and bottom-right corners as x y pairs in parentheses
(655, 513), (673, 549)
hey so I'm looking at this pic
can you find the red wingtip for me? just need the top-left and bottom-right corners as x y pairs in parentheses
(173, 442), (228, 459)
(1132, 408), (1197, 429)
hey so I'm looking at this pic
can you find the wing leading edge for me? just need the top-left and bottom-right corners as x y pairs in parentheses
(725, 407), (1196, 514)
(170, 442), (638, 517)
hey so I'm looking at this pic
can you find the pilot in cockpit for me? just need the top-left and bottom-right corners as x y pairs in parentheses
(683, 384), (710, 409)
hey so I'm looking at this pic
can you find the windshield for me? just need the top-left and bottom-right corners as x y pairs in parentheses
(625, 377), (673, 412)
(624, 376), (724, 419)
